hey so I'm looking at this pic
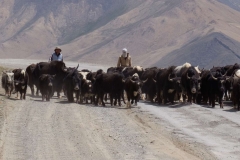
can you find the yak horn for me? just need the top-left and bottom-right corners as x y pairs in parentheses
(130, 79), (135, 83)
(142, 78), (148, 83)
(168, 74), (174, 82)
(222, 71), (227, 77)
(187, 73), (191, 79)
(211, 73), (218, 81)
(76, 64), (79, 70)
(63, 67), (77, 82)
(75, 64), (79, 72)
(226, 76), (231, 81)
(152, 78), (157, 83)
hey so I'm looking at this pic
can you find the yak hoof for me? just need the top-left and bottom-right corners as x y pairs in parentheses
(126, 101), (131, 108)
(162, 100), (165, 104)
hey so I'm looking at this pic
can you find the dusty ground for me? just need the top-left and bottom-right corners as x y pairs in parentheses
(0, 59), (239, 160)
(0, 92), (213, 160)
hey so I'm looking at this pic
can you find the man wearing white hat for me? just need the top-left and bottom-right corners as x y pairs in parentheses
(117, 48), (132, 67)
(49, 47), (63, 62)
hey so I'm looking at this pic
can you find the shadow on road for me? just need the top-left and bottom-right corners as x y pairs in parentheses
(53, 100), (131, 109)
(223, 108), (239, 112)
(33, 99), (51, 102)
(55, 101), (71, 104)
(199, 104), (213, 109)
(33, 99), (41, 102)
(0, 94), (20, 101)
(26, 94), (42, 98)
(77, 103), (131, 110)
(140, 100), (190, 108)
(8, 97), (21, 101)
(168, 103), (189, 108)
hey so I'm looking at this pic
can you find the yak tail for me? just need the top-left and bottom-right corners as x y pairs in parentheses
(1, 74), (6, 89)
(32, 63), (39, 78)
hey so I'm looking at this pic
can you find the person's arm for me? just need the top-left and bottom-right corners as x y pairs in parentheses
(117, 57), (121, 67)
(49, 54), (53, 62)
(61, 55), (63, 62)
(129, 56), (132, 67)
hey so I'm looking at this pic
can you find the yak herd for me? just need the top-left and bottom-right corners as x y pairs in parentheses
(1, 61), (240, 110)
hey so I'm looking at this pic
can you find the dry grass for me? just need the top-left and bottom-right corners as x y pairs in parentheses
(0, 66), (5, 74)
(0, 66), (9, 76)
(0, 65), (7, 141)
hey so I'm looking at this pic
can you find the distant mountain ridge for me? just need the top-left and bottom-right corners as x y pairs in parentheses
(1, 0), (240, 68)
(218, 0), (240, 12)
(154, 32), (240, 69)
(0, 0), (131, 44)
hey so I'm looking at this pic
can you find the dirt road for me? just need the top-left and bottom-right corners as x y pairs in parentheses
(0, 59), (239, 159)
(1, 94), (211, 160)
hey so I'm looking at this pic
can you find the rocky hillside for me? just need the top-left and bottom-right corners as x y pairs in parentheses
(155, 32), (240, 68)
(217, 0), (240, 12)
(1, 0), (240, 68)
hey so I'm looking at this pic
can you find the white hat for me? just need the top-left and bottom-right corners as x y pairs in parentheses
(122, 48), (127, 53)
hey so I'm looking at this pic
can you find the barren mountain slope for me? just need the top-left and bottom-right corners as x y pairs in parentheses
(59, 0), (240, 67)
(155, 32), (240, 68)
(1, 0), (240, 67)
(0, 0), (142, 58)
(218, 0), (240, 12)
